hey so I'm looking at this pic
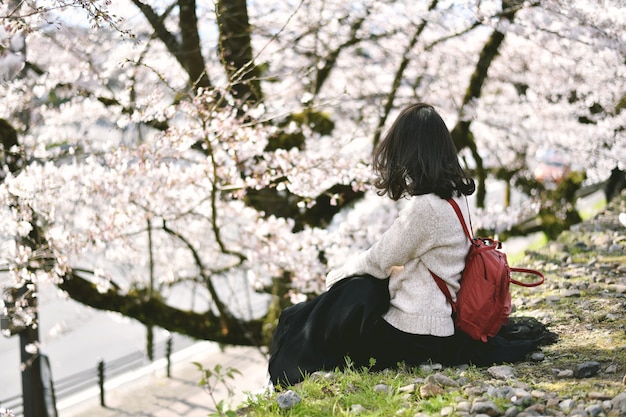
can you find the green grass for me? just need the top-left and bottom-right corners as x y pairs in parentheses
(505, 232), (548, 266)
(239, 364), (482, 416)
(578, 195), (607, 221)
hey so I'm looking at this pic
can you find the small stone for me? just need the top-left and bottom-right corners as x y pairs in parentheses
(546, 295), (561, 304)
(524, 403), (546, 414)
(530, 352), (545, 361)
(560, 289), (582, 297)
(309, 371), (334, 381)
(440, 405), (454, 416)
(276, 389), (301, 409)
(559, 398), (577, 411)
(457, 401), (472, 412)
(373, 383), (389, 393)
(398, 383), (416, 393)
(557, 369), (574, 378)
(605, 364), (618, 374)
(511, 389), (533, 406)
(487, 365), (515, 380)
(585, 403), (604, 417)
(531, 389), (546, 398)
(470, 400), (502, 416)
(546, 397), (560, 407)
(419, 382), (444, 398)
(612, 392), (626, 414)
(495, 386), (515, 399)
(575, 361), (601, 378)
(464, 385), (487, 397)
(589, 391), (612, 400)
(457, 376), (470, 386)
(432, 372), (460, 387)
(570, 407), (588, 416)
(350, 404), (367, 415)
(511, 381), (531, 390)
(486, 384), (499, 397)
(504, 405), (519, 417)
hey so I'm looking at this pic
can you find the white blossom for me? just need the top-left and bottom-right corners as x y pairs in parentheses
(0, 0), (622, 329)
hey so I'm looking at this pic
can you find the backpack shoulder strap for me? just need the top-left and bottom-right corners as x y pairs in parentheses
(430, 198), (470, 311)
(430, 270), (457, 312)
(446, 198), (472, 240)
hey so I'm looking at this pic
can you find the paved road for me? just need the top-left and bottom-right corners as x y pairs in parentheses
(0, 276), (269, 409)
(0, 282), (195, 405)
(58, 341), (269, 417)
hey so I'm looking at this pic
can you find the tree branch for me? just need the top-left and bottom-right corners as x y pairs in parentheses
(58, 271), (263, 345)
(160, 221), (234, 322)
(312, 13), (368, 96)
(373, 0), (439, 149)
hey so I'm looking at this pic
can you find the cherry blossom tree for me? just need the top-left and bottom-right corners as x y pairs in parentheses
(0, 0), (624, 351)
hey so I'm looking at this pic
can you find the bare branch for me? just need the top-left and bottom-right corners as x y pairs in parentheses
(373, 0), (439, 149)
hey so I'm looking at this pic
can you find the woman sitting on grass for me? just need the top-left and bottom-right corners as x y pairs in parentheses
(269, 103), (549, 387)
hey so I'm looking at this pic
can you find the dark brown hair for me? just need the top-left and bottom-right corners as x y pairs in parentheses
(372, 103), (475, 200)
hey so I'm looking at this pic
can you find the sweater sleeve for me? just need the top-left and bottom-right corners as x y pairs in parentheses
(326, 198), (438, 289)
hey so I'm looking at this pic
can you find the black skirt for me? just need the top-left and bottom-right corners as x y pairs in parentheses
(268, 275), (549, 386)
(268, 275), (390, 386)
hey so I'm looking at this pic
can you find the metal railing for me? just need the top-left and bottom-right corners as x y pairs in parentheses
(0, 336), (176, 417)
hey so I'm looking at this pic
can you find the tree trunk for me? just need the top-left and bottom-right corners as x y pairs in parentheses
(179, 0), (212, 89)
(450, 0), (525, 207)
(131, 0), (212, 90)
(216, 0), (263, 103)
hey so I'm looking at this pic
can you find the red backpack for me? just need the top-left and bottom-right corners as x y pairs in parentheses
(430, 199), (545, 342)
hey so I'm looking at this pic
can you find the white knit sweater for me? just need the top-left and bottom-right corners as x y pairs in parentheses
(325, 194), (471, 336)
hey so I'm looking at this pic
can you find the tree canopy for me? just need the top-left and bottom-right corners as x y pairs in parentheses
(0, 0), (624, 346)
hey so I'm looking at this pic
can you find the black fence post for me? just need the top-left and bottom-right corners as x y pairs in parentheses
(166, 336), (173, 378)
(97, 359), (105, 407)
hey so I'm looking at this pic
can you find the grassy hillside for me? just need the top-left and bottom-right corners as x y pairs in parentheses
(233, 192), (626, 417)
